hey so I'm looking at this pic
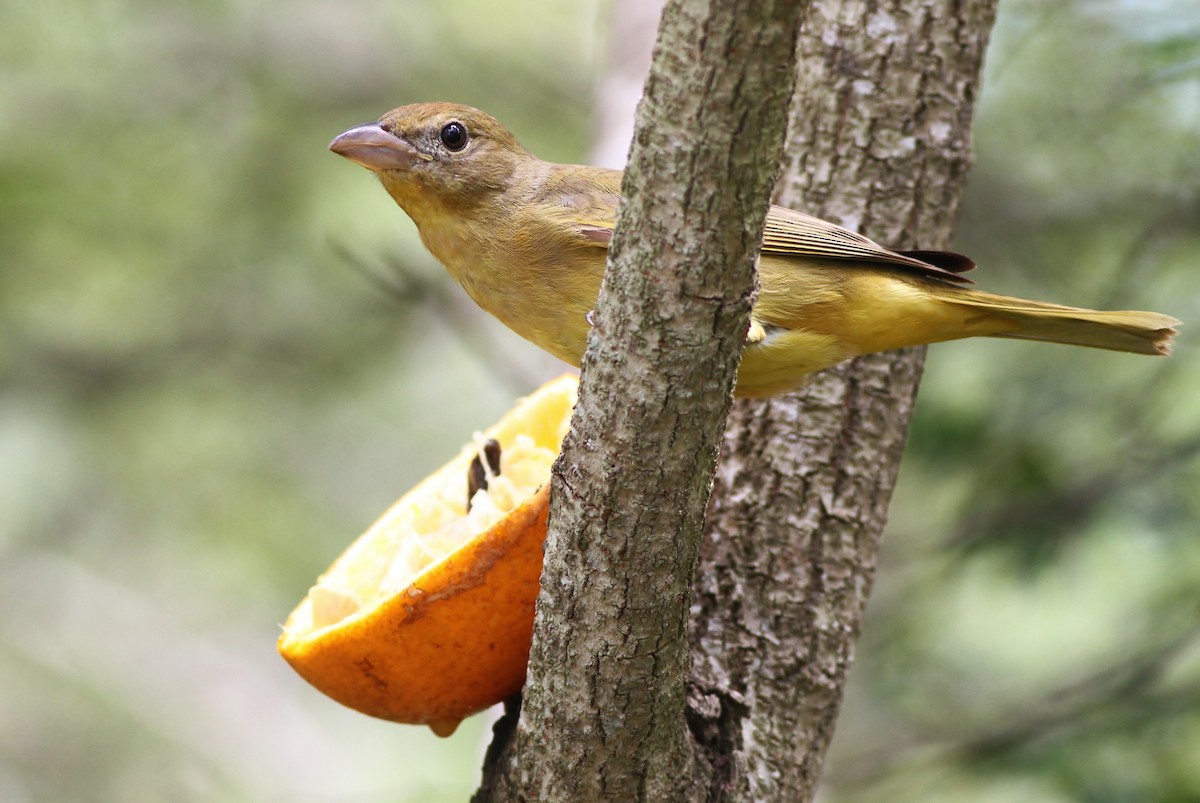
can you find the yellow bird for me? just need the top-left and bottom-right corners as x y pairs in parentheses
(330, 102), (1179, 397)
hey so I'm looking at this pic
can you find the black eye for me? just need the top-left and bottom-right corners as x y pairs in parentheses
(439, 121), (468, 151)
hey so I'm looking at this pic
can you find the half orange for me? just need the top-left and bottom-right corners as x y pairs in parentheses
(279, 375), (577, 737)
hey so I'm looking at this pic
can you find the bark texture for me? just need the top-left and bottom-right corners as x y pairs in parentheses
(475, 1), (997, 801)
(687, 1), (998, 800)
(474, 1), (809, 800)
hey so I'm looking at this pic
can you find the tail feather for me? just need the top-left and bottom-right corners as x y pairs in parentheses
(944, 291), (1180, 356)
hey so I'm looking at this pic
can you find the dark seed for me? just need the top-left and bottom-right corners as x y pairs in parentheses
(466, 439), (503, 511)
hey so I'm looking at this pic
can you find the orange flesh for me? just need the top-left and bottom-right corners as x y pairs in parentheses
(278, 375), (577, 735)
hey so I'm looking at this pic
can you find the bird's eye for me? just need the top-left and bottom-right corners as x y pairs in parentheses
(439, 122), (469, 152)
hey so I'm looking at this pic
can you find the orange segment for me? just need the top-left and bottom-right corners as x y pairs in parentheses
(278, 375), (577, 736)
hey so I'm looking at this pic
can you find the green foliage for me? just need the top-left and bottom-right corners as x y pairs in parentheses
(1, 1), (597, 800)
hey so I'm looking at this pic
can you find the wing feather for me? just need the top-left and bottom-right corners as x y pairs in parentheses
(762, 205), (973, 283)
(541, 165), (973, 284)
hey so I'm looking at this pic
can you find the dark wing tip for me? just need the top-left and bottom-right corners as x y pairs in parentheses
(898, 250), (977, 274)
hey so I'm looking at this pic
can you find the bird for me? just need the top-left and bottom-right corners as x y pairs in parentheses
(329, 102), (1179, 397)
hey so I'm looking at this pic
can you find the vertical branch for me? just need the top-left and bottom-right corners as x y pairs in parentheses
(475, 2), (998, 801)
(475, 1), (809, 801)
(689, 1), (999, 800)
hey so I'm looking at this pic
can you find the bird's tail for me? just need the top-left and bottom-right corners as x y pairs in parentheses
(940, 289), (1179, 356)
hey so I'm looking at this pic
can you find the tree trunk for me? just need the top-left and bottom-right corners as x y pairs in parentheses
(689, 1), (997, 799)
(473, 0), (808, 800)
(475, 1), (997, 801)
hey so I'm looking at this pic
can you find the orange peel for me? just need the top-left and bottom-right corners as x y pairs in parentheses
(278, 375), (577, 737)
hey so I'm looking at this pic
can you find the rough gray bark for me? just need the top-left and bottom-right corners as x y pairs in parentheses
(688, 1), (998, 800)
(475, 1), (997, 801)
(473, 1), (809, 801)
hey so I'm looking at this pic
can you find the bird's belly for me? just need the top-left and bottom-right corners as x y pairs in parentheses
(736, 328), (847, 397)
(450, 254), (596, 368)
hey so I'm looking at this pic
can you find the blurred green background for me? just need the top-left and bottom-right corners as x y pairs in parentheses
(2, 0), (1196, 801)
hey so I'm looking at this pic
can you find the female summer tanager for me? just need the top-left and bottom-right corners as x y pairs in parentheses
(330, 102), (1178, 397)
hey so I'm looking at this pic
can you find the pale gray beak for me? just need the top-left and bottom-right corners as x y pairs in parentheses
(329, 123), (419, 171)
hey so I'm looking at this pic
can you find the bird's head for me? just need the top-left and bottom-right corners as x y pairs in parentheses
(329, 102), (532, 217)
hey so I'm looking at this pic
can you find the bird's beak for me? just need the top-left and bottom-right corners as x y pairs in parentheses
(329, 123), (419, 172)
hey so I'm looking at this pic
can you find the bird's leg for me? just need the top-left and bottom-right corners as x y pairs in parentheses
(746, 318), (766, 345)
